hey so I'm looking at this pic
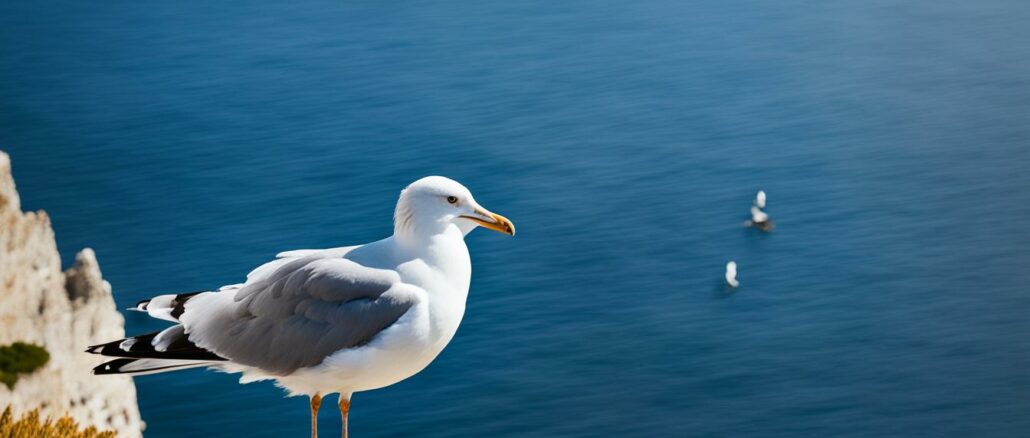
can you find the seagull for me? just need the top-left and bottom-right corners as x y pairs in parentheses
(725, 261), (739, 288)
(750, 206), (769, 224)
(87, 176), (515, 438)
(754, 190), (766, 209)
(744, 205), (774, 231)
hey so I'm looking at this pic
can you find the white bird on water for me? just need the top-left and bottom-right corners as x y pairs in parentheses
(88, 176), (515, 438)
(750, 206), (769, 224)
(725, 261), (739, 288)
(744, 190), (773, 231)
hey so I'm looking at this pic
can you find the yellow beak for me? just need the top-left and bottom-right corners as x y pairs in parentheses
(461, 208), (515, 236)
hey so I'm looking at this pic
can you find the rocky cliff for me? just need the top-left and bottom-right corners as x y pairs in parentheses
(0, 151), (143, 437)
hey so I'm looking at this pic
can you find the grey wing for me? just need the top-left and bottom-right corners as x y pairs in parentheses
(179, 255), (421, 375)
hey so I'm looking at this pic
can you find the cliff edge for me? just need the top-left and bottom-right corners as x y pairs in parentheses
(0, 151), (143, 437)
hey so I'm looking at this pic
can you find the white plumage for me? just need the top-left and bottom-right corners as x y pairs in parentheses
(750, 206), (769, 224)
(725, 261), (739, 288)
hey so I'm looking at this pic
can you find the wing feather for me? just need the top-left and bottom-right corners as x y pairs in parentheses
(179, 254), (420, 375)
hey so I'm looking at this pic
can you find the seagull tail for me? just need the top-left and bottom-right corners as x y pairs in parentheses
(128, 290), (208, 322)
(93, 358), (215, 376)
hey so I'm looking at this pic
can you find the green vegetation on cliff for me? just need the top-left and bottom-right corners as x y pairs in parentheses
(0, 343), (50, 389)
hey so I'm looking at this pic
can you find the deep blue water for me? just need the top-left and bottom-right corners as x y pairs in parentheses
(2, 0), (1029, 436)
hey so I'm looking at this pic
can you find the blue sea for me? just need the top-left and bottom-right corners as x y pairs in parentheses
(2, 0), (1028, 436)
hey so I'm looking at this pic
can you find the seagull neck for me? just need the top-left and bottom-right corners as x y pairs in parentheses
(394, 218), (446, 245)
(391, 206), (470, 275)
(392, 224), (467, 259)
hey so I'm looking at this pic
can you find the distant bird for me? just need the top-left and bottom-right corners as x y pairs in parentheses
(725, 261), (739, 288)
(750, 206), (769, 224)
(745, 204), (774, 231)
(88, 176), (515, 438)
(754, 190), (766, 209)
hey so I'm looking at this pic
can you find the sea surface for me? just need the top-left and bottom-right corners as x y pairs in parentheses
(1, 0), (1028, 436)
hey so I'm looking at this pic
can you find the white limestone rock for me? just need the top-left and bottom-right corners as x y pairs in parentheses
(0, 150), (143, 437)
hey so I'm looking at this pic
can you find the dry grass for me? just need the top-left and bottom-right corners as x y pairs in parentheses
(0, 406), (116, 438)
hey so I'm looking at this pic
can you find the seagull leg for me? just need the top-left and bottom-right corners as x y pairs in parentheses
(339, 394), (352, 438)
(310, 393), (323, 438)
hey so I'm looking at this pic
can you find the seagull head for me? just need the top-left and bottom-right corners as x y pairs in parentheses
(394, 176), (515, 239)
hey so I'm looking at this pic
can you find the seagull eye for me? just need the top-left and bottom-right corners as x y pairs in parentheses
(446, 196), (459, 205)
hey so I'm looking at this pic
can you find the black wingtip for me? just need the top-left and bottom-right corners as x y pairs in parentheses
(85, 339), (126, 357)
(86, 331), (227, 361)
(93, 358), (135, 375)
